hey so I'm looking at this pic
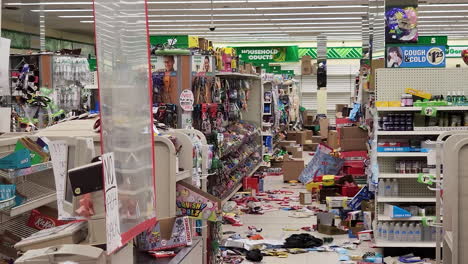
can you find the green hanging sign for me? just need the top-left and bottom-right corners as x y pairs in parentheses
(298, 47), (363, 59)
(235, 46), (299, 63)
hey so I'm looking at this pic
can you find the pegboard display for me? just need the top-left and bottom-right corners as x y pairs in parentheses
(397, 178), (435, 198)
(376, 68), (468, 101)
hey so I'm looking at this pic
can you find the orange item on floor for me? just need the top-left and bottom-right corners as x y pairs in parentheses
(249, 234), (264, 240)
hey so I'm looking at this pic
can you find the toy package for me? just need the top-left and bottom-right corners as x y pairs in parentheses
(136, 217), (193, 251)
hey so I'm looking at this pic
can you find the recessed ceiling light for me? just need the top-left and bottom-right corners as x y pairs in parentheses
(59, 15), (94, 18)
(31, 9), (93, 12)
(5, 1), (92, 5)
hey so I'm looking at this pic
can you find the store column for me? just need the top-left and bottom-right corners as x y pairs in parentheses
(93, 0), (156, 253)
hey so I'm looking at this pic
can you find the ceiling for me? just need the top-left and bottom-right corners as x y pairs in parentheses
(3, 0), (468, 43)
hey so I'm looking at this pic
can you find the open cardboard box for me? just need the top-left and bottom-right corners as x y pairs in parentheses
(282, 154), (304, 182)
(136, 216), (193, 251)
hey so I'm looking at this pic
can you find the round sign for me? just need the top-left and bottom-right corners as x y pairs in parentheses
(179, 89), (194, 112)
(426, 47), (445, 66)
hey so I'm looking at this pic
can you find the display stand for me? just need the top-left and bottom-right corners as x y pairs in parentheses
(0, 120), (209, 263)
(373, 68), (468, 250)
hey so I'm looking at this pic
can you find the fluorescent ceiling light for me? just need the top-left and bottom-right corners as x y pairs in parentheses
(419, 3), (468, 7)
(31, 9), (93, 12)
(148, 12), (365, 17)
(149, 22), (362, 26)
(149, 25), (361, 29)
(420, 16), (468, 19)
(59, 15), (94, 18)
(419, 10), (468, 13)
(149, 0), (359, 3)
(148, 17), (362, 22)
(148, 5), (366, 11)
(5, 1), (91, 5)
(80, 20), (95, 23)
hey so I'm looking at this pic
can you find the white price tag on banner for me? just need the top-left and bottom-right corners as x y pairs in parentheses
(102, 152), (123, 254)
(48, 141), (73, 220)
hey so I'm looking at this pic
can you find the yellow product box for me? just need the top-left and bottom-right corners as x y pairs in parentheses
(388, 101), (401, 107)
(375, 101), (389, 107)
(405, 88), (432, 100)
(188, 36), (199, 48)
(322, 175), (335, 187)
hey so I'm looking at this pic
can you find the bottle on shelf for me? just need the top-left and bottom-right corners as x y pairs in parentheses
(388, 223), (395, 241)
(384, 179), (393, 197)
(401, 222), (408, 241)
(407, 223), (415, 242)
(394, 222), (401, 241)
(414, 223), (422, 242)
(447, 91), (452, 103)
(382, 222), (389, 240)
(378, 179), (386, 196)
(391, 179), (399, 196)
(377, 222), (383, 239)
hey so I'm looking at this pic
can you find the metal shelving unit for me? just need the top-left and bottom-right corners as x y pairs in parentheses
(372, 68), (468, 251)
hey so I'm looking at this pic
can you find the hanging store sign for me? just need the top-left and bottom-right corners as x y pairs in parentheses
(236, 46), (298, 63)
(386, 46), (446, 68)
(298, 47), (363, 59)
(179, 89), (194, 112)
(446, 46), (468, 58)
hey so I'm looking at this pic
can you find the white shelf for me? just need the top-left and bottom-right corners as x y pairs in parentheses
(378, 129), (468, 136)
(0, 162), (53, 179)
(379, 173), (419, 179)
(377, 152), (429, 157)
(374, 239), (436, 248)
(221, 182), (243, 205)
(377, 106), (468, 112)
(377, 215), (435, 221)
(377, 196), (436, 203)
(176, 170), (191, 182)
(0, 181), (56, 217)
(445, 231), (453, 251)
(263, 113), (272, 116)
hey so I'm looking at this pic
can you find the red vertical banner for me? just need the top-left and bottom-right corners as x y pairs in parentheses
(93, 0), (156, 250)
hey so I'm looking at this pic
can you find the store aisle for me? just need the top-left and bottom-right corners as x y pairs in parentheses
(222, 152), (378, 264)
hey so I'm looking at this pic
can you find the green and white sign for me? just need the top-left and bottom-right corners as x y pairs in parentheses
(446, 46), (468, 58)
(298, 47), (363, 59)
(236, 46), (299, 63)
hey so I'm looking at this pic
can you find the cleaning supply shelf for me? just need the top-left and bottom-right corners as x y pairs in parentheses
(377, 129), (468, 136)
(377, 196), (436, 203)
(377, 215), (438, 221)
(0, 180), (56, 217)
(0, 162), (53, 179)
(379, 173), (443, 179)
(377, 152), (429, 157)
(377, 106), (468, 112)
(374, 239), (436, 248)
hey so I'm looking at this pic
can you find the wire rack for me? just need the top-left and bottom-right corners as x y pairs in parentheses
(0, 180), (56, 217)
(0, 162), (53, 179)
(0, 213), (38, 239)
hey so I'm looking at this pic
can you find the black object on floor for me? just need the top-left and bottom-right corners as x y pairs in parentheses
(245, 249), (263, 262)
(283, 233), (324, 248)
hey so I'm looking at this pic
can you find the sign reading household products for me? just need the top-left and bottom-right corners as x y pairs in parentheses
(238, 47), (287, 63)
(386, 46), (446, 68)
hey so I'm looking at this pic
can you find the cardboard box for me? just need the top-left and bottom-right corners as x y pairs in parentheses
(136, 217), (192, 251)
(340, 127), (368, 151)
(299, 192), (312, 205)
(303, 110), (315, 126)
(282, 158), (305, 182)
(304, 130), (314, 141)
(319, 186), (341, 203)
(326, 196), (349, 209)
(357, 230), (373, 241)
(327, 130), (339, 150)
(279, 140), (296, 148)
(303, 143), (318, 152)
(311, 136), (322, 143)
(319, 118), (329, 139)
(335, 104), (348, 117)
(285, 146), (303, 159)
(301, 55), (313, 75)
(286, 131), (306, 145)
